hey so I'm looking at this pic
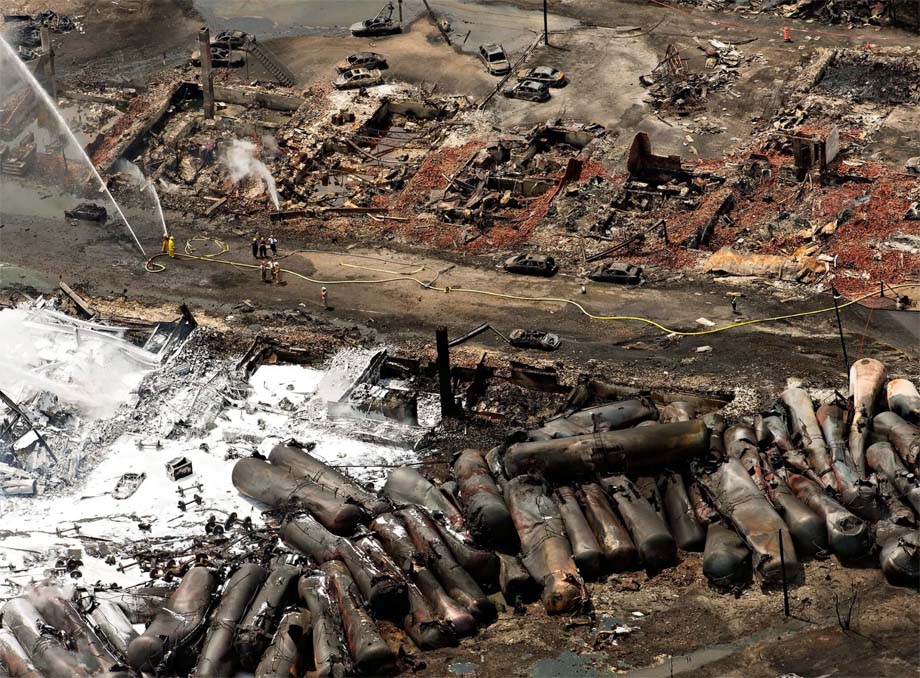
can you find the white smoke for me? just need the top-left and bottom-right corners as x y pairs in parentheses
(222, 138), (280, 210)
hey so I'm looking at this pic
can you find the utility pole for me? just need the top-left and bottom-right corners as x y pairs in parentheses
(831, 286), (850, 374)
(543, 0), (549, 46)
(199, 28), (214, 120)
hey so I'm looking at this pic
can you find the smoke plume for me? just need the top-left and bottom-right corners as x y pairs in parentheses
(222, 138), (280, 210)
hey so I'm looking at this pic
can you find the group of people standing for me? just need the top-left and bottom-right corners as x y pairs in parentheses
(252, 234), (283, 285)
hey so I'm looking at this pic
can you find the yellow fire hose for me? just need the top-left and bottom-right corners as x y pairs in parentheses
(144, 237), (917, 338)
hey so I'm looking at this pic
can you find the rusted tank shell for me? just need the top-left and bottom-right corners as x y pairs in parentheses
(878, 477), (917, 527)
(787, 474), (871, 561)
(780, 388), (835, 490)
(702, 523), (752, 588)
(127, 566), (217, 672)
(383, 466), (467, 533)
(0, 628), (42, 678)
(579, 483), (638, 572)
(723, 425), (768, 494)
(634, 476), (665, 519)
(601, 476), (677, 573)
(754, 411), (795, 453)
(94, 589), (170, 625)
(434, 519), (499, 586)
(661, 472), (706, 552)
(281, 515), (405, 617)
(269, 440), (390, 515)
(32, 590), (116, 673)
(504, 420), (710, 480)
(887, 378), (920, 425)
(90, 600), (139, 662)
(505, 475), (586, 614)
(297, 574), (350, 678)
(322, 560), (396, 674)
(235, 563), (300, 671)
(687, 481), (715, 525)
(816, 404), (880, 520)
(702, 413), (727, 460)
(232, 457), (363, 535)
(255, 610), (308, 678)
(484, 446), (508, 488)
(497, 553), (539, 604)
(397, 506), (496, 623)
(369, 513), (476, 637)
(848, 358), (888, 476)
(660, 401), (696, 423)
(529, 399), (658, 440)
(453, 449), (518, 550)
(0, 598), (90, 677)
(765, 470), (828, 558)
(875, 521), (920, 588)
(196, 562), (268, 678)
(867, 442), (920, 516)
(874, 412), (920, 472)
(698, 458), (801, 584)
(401, 580), (455, 650)
(553, 486), (605, 579)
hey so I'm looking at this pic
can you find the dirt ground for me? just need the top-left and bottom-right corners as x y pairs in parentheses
(1, 0), (920, 675)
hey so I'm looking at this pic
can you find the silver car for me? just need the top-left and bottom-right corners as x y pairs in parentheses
(333, 68), (383, 89)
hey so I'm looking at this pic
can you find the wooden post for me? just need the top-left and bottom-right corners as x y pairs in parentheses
(199, 28), (214, 120)
(543, 0), (549, 46)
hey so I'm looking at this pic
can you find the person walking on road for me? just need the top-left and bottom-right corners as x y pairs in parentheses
(269, 235), (278, 256)
(251, 236), (259, 259)
(167, 235), (176, 258)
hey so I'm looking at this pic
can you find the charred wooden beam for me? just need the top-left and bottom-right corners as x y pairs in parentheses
(505, 475), (586, 614)
(297, 574), (351, 678)
(553, 486), (605, 579)
(281, 515), (405, 617)
(454, 449), (518, 550)
(322, 560), (396, 674)
(504, 420), (710, 480)
(601, 476), (676, 573)
(848, 358), (887, 476)
(269, 440), (391, 515)
(196, 563), (268, 678)
(232, 457), (364, 535)
(235, 562), (300, 671)
(127, 566), (217, 672)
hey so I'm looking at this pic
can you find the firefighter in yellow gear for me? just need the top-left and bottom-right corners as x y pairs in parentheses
(167, 235), (176, 258)
(161, 233), (170, 253)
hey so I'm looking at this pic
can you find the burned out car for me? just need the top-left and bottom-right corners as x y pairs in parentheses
(588, 262), (643, 285)
(64, 202), (107, 222)
(478, 44), (510, 75)
(509, 329), (561, 351)
(350, 3), (402, 37)
(503, 79), (550, 102)
(503, 253), (558, 277)
(517, 66), (567, 87)
(333, 68), (383, 90)
(336, 51), (388, 73)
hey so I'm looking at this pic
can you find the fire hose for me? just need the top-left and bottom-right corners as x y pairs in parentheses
(146, 236), (918, 338)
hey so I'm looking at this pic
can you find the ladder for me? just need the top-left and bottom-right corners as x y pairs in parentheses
(243, 38), (297, 87)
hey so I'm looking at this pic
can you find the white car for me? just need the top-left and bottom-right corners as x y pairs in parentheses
(333, 68), (383, 90)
